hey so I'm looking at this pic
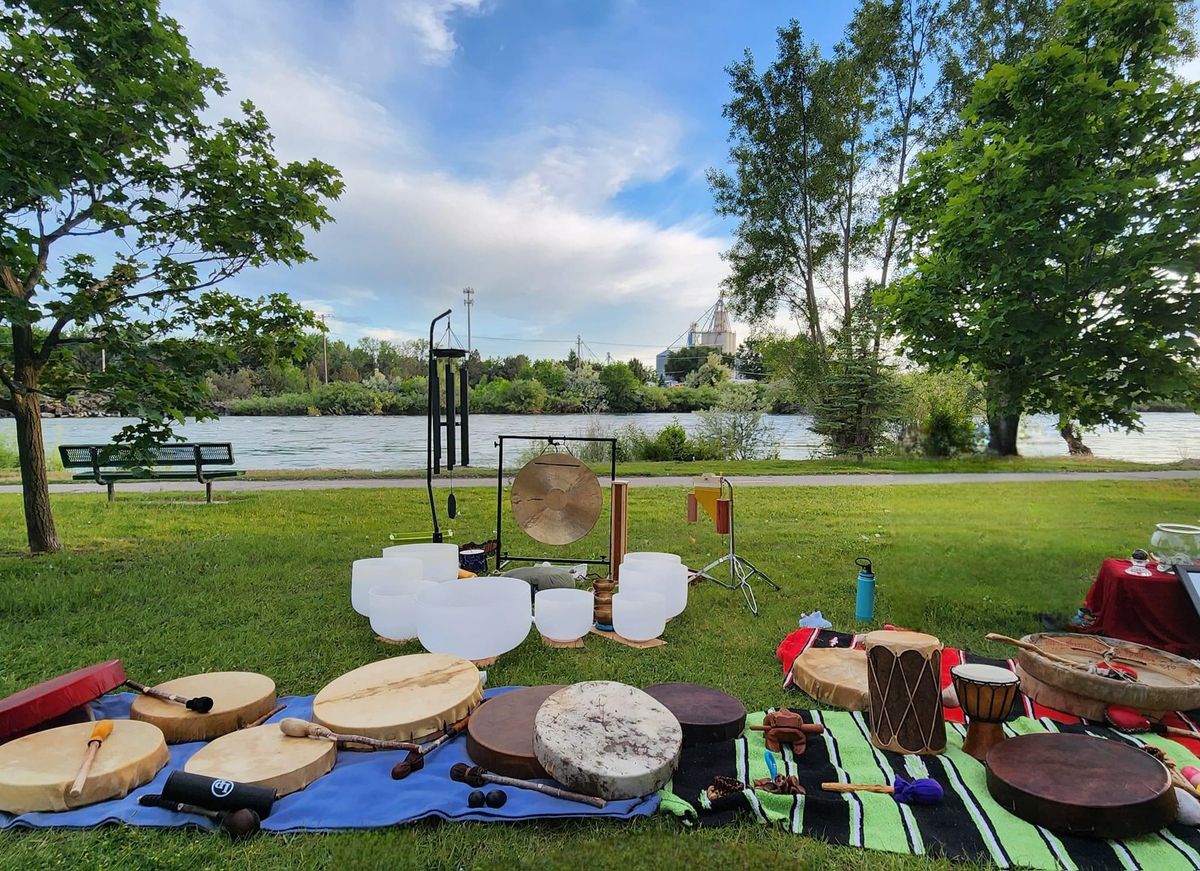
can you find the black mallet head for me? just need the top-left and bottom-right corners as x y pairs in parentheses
(187, 696), (215, 713)
(449, 763), (488, 788)
(218, 808), (261, 842)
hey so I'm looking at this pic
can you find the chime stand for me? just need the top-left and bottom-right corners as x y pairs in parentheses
(413, 309), (469, 544)
(493, 435), (617, 572)
(693, 477), (778, 616)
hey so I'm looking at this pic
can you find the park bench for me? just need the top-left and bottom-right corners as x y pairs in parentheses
(58, 443), (243, 503)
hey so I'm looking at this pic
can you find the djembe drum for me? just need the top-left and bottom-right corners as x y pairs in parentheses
(863, 630), (946, 755)
(950, 663), (1020, 761)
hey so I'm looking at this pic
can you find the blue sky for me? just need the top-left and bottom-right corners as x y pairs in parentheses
(165, 0), (859, 364)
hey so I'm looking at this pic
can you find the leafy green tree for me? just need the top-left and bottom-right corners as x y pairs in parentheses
(684, 352), (733, 388)
(530, 359), (567, 393)
(626, 357), (652, 385)
(0, 1), (342, 552)
(697, 383), (779, 460)
(599, 362), (642, 412)
(884, 0), (1200, 455)
(663, 345), (726, 382)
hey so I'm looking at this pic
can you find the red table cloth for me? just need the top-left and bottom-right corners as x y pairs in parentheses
(1079, 558), (1200, 658)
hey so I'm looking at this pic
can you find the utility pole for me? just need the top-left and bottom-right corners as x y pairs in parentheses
(318, 313), (329, 384)
(576, 335), (582, 370)
(100, 348), (106, 372)
(462, 287), (475, 358)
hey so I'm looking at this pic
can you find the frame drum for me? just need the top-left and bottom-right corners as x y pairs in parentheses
(130, 671), (277, 744)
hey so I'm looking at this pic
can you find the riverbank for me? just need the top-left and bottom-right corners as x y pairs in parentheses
(3, 455), (1196, 486)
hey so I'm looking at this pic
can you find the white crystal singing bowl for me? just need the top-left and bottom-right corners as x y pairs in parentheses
(619, 559), (688, 619)
(417, 577), (532, 661)
(369, 581), (436, 641)
(351, 556), (423, 616)
(534, 588), (595, 643)
(381, 543), (460, 582)
(612, 591), (666, 642)
(623, 551), (683, 564)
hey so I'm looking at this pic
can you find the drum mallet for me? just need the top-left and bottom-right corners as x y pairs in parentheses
(139, 794), (261, 841)
(821, 776), (944, 806)
(124, 679), (214, 713)
(450, 763), (607, 808)
(68, 720), (113, 798)
(242, 704), (286, 729)
(391, 714), (473, 780)
(279, 717), (420, 752)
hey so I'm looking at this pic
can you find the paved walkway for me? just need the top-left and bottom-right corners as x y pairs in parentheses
(2, 469), (1197, 496)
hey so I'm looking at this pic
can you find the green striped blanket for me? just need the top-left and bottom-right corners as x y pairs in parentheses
(657, 710), (1200, 870)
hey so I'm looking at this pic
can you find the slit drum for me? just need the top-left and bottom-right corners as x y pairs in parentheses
(950, 663), (1020, 761)
(863, 630), (946, 755)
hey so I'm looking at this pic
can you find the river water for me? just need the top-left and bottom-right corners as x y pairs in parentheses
(2, 412), (1196, 470)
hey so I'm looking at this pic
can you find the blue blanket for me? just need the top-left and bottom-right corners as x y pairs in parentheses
(0, 688), (658, 832)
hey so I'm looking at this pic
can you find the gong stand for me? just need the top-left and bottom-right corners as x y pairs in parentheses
(693, 476), (779, 616)
(422, 309), (469, 544)
(494, 435), (616, 571)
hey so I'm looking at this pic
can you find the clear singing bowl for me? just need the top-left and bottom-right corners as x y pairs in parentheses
(1150, 523), (1200, 570)
(619, 559), (688, 619)
(351, 557), (423, 616)
(534, 588), (594, 642)
(623, 551), (683, 564)
(417, 577), (532, 661)
(612, 591), (666, 642)
(381, 543), (460, 582)
(369, 581), (436, 641)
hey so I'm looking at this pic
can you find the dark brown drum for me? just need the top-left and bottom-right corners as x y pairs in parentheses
(642, 682), (746, 746)
(986, 733), (1176, 839)
(863, 630), (946, 755)
(466, 685), (565, 779)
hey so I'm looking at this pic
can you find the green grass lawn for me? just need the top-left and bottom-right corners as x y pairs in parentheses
(0, 479), (1197, 869)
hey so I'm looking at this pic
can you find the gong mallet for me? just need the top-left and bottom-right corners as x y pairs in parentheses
(124, 679), (214, 713)
(279, 718), (419, 752)
(138, 794), (261, 841)
(391, 715), (472, 780)
(821, 776), (944, 806)
(450, 763), (607, 808)
(68, 720), (113, 798)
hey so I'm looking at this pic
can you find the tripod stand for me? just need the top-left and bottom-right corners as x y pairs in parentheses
(692, 477), (779, 615)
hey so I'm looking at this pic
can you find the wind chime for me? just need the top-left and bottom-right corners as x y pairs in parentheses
(687, 474), (778, 615)
(393, 309), (470, 545)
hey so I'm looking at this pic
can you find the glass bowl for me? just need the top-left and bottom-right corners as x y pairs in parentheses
(534, 588), (594, 642)
(417, 577), (532, 661)
(351, 556), (423, 616)
(612, 591), (666, 642)
(1150, 523), (1200, 571)
(381, 543), (460, 582)
(369, 581), (436, 641)
(618, 559), (688, 619)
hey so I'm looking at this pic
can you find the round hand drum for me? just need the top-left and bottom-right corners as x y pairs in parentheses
(312, 653), (483, 743)
(0, 720), (169, 813)
(466, 685), (565, 779)
(129, 671), (277, 744)
(986, 733), (1177, 838)
(534, 681), (683, 800)
(950, 663), (1020, 761)
(642, 682), (746, 746)
(184, 725), (335, 797)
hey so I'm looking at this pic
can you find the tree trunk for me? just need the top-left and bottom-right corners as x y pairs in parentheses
(987, 412), (1021, 456)
(12, 391), (62, 554)
(1059, 422), (1093, 456)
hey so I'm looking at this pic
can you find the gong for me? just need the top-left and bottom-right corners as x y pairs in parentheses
(510, 453), (602, 545)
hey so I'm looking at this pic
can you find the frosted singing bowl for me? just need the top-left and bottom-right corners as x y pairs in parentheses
(623, 551), (683, 564)
(619, 559), (688, 619)
(612, 591), (666, 642)
(351, 557), (423, 616)
(382, 543), (460, 582)
(534, 588), (594, 642)
(417, 577), (532, 661)
(369, 581), (436, 641)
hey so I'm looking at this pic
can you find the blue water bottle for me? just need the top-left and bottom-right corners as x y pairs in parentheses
(855, 557), (875, 622)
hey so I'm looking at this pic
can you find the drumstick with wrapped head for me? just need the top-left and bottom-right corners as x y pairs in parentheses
(391, 713), (472, 780)
(1106, 706), (1200, 740)
(278, 718), (419, 752)
(68, 720), (113, 798)
(124, 679), (214, 713)
(450, 763), (607, 807)
(821, 776), (944, 806)
(138, 794), (260, 841)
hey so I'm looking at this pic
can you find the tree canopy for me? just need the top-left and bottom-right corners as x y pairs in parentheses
(0, 0), (343, 551)
(883, 0), (1200, 454)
